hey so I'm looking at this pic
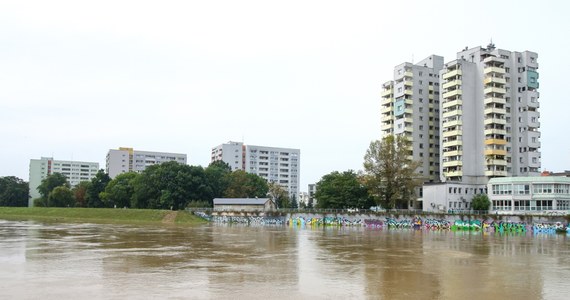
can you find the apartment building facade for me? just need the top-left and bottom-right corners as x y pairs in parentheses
(424, 43), (541, 212)
(28, 157), (100, 206)
(106, 147), (187, 178)
(211, 142), (300, 198)
(440, 43), (541, 184)
(381, 55), (444, 184)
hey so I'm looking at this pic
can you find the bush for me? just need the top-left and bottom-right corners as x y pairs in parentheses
(472, 194), (491, 211)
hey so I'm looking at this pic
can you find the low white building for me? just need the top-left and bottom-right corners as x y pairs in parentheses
(213, 198), (276, 212)
(29, 157), (100, 206)
(421, 182), (487, 213)
(488, 177), (570, 212)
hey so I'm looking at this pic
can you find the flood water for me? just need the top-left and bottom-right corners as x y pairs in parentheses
(1, 219), (569, 299)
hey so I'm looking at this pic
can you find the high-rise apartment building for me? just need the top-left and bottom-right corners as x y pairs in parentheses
(423, 43), (541, 212)
(211, 141), (300, 198)
(380, 55), (444, 184)
(28, 157), (100, 206)
(106, 147), (187, 178)
(440, 43), (541, 184)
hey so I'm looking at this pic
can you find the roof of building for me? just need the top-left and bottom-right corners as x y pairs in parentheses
(213, 198), (272, 205)
(488, 177), (570, 184)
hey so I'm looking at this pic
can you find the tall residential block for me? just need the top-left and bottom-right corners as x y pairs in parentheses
(106, 147), (187, 178)
(211, 141), (300, 199)
(29, 157), (100, 206)
(440, 43), (541, 184)
(380, 55), (444, 184)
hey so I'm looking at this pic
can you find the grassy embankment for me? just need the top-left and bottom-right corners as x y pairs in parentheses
(0, 207), (206, 225)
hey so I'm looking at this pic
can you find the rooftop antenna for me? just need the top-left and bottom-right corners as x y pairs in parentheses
(488, 38), (495, 50)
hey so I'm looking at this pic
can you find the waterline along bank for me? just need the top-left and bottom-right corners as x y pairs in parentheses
(0, 207), (205, 225)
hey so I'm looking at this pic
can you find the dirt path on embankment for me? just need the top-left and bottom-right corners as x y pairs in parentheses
(162, 211), (178, 224)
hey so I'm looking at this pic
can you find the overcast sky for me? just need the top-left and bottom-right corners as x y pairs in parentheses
(1, 0), (569, 192)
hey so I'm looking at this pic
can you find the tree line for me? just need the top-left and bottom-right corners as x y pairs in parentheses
(32, 161), (299, 209)
(0, 161), (295, 209)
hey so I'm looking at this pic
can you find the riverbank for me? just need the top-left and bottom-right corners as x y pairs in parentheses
(0, 207), (206, 225)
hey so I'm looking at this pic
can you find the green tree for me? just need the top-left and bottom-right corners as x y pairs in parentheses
(224, 170), (269, 198)
(37, 173), (69, 200)
(315, 170), (374, 209)
(471, 194), (491, 211)
(290, 194), (298, 209)
(268, 182), (290, 208)
(363, 135), (422, 209)
(205, 161), (232, 205)
(86, 170), (111, 208)
(100, 172), (138, 208)
(73, 181), (90, 207)
(48, 186), (75, 207)
(0, 176), (29, 207)
(131, 162), (212, 209)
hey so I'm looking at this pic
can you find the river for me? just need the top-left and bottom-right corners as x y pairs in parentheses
(1, 219), (569, 299)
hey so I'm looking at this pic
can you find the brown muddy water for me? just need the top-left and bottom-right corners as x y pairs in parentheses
(1, 219), (569, 299)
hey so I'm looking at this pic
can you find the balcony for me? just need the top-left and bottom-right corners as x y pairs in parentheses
(484, 97), (506, 105)
(484, 118), (507, 126)
(443, 140), (462, 148)
(483, 66), (505, 74)
(484, 87), (506, 95)
(484, 128), (506, 136)
(381, 89), (393, 97)
(443, 129), (461, 138)
(484, 149), (507, 156)
(443, 160), (462, 168)
(484, 138), (507, 145)
(404, 89), (413, 96)
(484, 107), (506, 115)
(381, 123), (392, 131)
(381, 97), (392, 105)
(443, 150), (463, 157)
(404, 80), (413, 87)
(442, 69), (462, 80)
(442, 110), (461, 119)
(442, 99), (462, 109)
(445, 170), (463, 178)
(443, 89), (462, 99)
(486, 159), (507, 166)
(483, 77), (506, 85)
(442, 119), (462, 129)
(485, 170), (507, 177)
(442, 79), (462, 90)
(404, 71), (413, 77)
(380, 106), (392, 114)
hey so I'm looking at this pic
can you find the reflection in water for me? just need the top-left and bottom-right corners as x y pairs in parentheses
(0, 219), (569, 299)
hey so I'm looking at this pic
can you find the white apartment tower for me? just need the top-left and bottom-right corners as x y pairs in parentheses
(28, 157), (100, 206)
(381, 55), (444, 183)
(211, 142), (300, 198)
(106, 147), (187, 178)
(440, 44), (541, 184)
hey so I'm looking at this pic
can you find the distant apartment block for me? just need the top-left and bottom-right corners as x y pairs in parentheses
(106, 147), (187, 178)
(381, 55), (444, 184)
(29, 157), (99, 206)
(211, 141), (300, 198)
(308, 183), (317, 207)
